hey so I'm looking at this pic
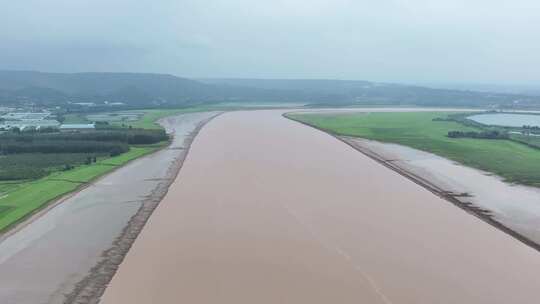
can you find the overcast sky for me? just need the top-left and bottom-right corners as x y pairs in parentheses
(1, 0), (539, 84)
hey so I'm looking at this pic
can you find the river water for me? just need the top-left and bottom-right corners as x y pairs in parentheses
(101, 110), (540, 304)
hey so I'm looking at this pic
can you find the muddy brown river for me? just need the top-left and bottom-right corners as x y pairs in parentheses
(101, 110), (540, 304)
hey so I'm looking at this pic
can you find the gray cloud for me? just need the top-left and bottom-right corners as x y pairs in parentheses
(0, 0), (539, 84)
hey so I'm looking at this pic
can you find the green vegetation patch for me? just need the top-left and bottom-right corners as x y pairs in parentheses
(0, 181), (24, 195)
(0, 206), (14, 220)
(61, 113), (89, 124)
(0, 153), (103, 180)
(288, 112), (540, 187)
(510, 134), (540, 149)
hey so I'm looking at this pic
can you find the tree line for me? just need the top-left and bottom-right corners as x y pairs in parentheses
(0, 153), (99, 180)
(0, 129), (167, 156)
(0, 140), (128, 156)
(1, 129), (168, 145)
(447, 130), (509, 139)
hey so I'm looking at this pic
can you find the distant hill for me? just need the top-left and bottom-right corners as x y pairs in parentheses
(0, 71), (218, 106)
(200, 78), (540, 108)
(200, 78), (373, 93)
(421, 83), (540, 97)
(1, 71), (539, 109)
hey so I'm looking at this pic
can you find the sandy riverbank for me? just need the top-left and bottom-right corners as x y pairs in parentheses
(0, 112), (219, 304)
(100, 110), (540, 304)
(341, 137), (540, 251)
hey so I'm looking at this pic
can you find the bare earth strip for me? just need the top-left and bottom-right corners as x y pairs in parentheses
(101, 110), (540, 304)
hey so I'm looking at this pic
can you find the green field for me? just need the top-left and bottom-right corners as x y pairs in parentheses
(62, 113), (89, 124)
(510, 133), (540, 149)
(0, 153), (109, 180)
(288, 112), (540, 187)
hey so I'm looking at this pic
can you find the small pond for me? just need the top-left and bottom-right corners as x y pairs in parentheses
(468, 113), (540, 127)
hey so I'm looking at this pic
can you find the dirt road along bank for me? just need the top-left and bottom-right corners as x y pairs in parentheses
(101, 110), (540, 304)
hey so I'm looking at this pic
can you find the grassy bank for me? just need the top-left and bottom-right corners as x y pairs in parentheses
(287, 112), (540, 187)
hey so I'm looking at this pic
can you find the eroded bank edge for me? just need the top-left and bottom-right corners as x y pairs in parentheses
(283, 113), (540, 253)
(64, 112), (223, 304)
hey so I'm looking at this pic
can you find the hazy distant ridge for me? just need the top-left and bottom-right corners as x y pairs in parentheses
(201, 78), (540, 108)
(1, 71), (539, 108)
